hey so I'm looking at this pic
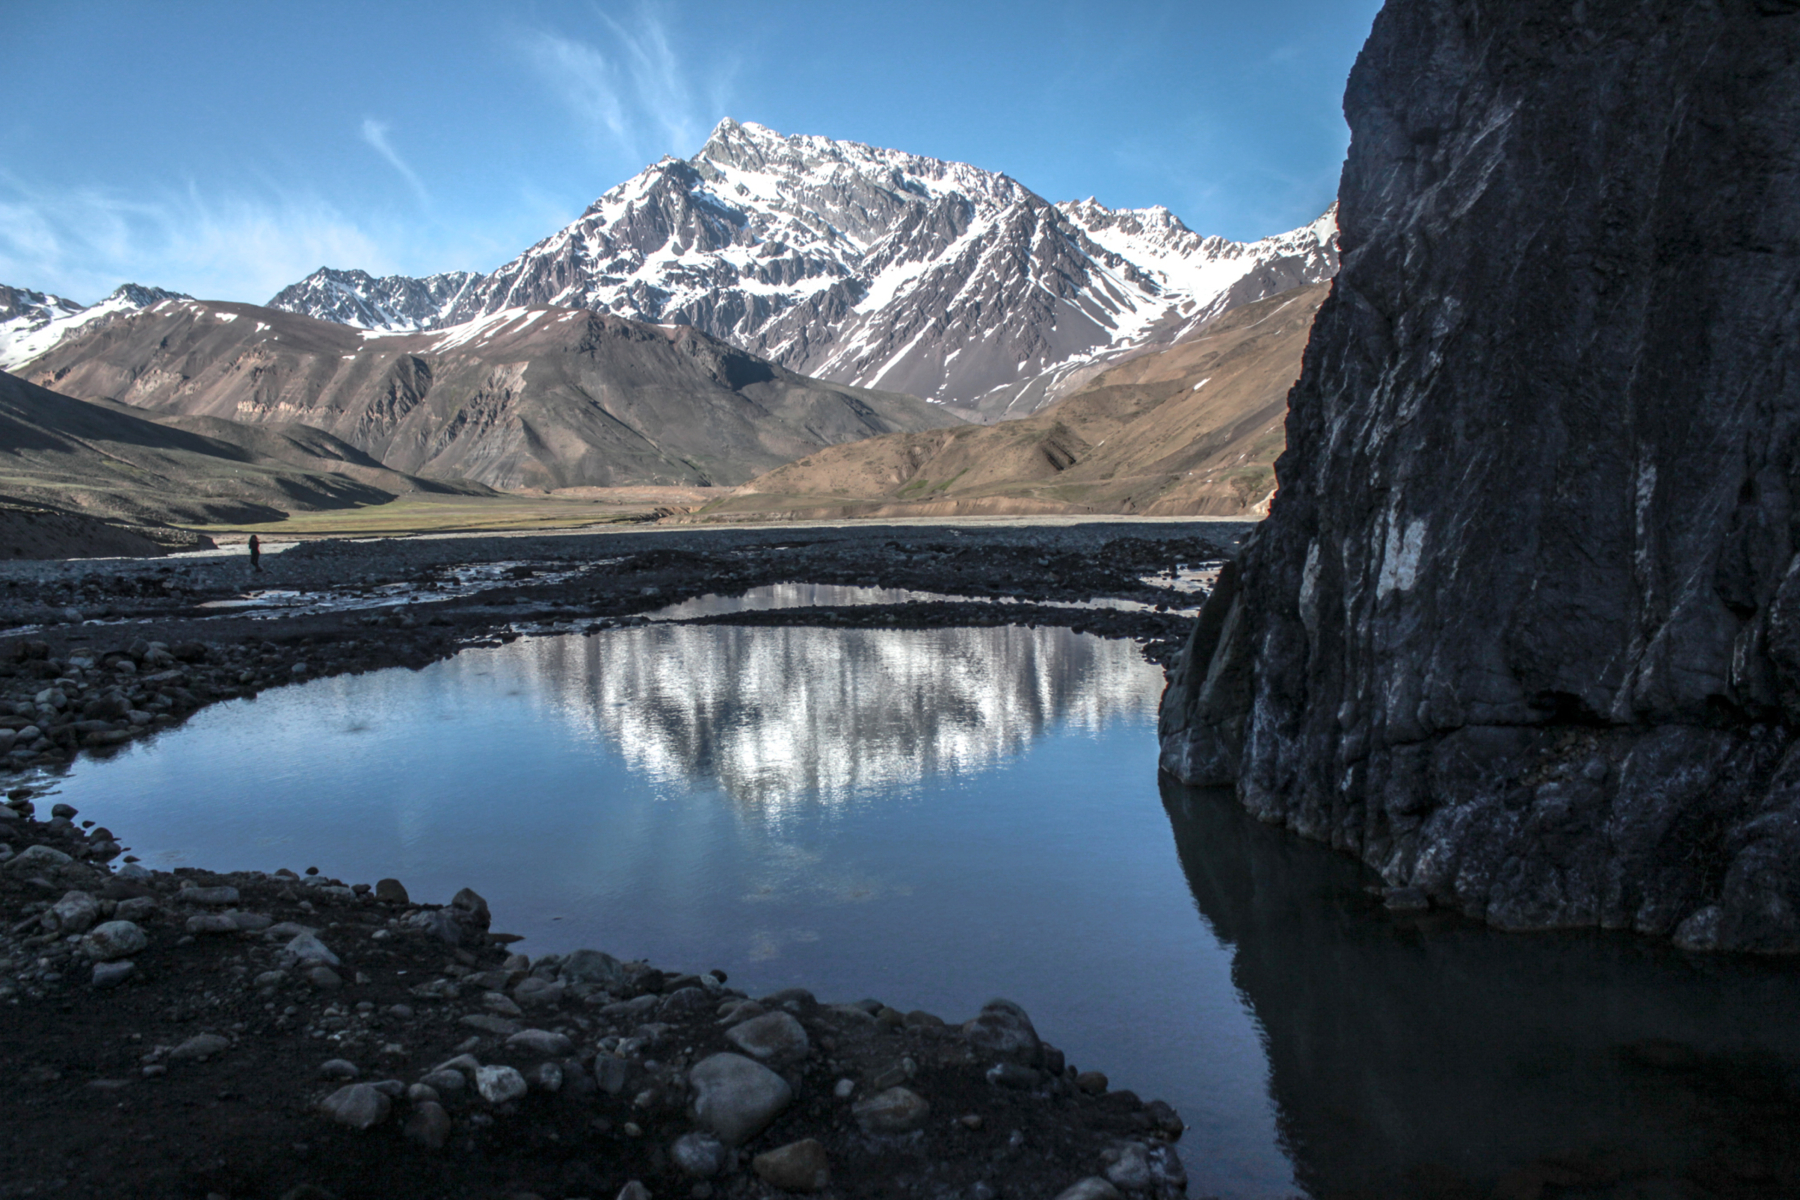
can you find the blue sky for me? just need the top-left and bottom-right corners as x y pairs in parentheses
(0, 1), (1382, 306)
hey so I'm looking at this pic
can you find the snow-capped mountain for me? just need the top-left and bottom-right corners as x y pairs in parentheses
(265, 267), (479, 332)
(0, 283), (191, 373)
(267, 119), (1337, 421)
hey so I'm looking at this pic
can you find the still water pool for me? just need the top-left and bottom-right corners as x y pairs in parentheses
(40, 621), (1800, 1198)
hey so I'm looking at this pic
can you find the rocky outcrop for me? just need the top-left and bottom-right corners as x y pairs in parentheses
(1159, 0), (1800, 952)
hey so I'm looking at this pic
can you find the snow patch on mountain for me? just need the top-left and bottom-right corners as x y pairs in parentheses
(265, 267), (479, 331)
(265, 119), (1338, 419)
(0, 283), (192, 373)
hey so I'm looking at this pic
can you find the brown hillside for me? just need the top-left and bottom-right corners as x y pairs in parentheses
(692, 282), (1329, 521)
(21, 300), (961, 491)
(0, 370), (486, 528)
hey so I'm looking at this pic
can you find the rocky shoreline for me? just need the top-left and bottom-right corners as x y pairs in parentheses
(0, 792), (1189, 1200)
(0, 522), (1233, 1199)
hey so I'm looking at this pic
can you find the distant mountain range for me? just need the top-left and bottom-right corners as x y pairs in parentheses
(18, 298), (957, 490)
(261, 119), (1337, 421)
(1, 119), (1337, 516)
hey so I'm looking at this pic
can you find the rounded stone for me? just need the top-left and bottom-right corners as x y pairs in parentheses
(1383, 886), (1430, 912)
(82, 920), (148, 961)
(403, 1101), (452, 1149)
(512, 976), (565, 1007)
(725, 1010), (810, 1063)
(419, 1069), (466, 1093)
(687, 1052), (793, 1145)
(8, 844), (72, 872)
(169, 1033), (230, 1061)
(670, 1130), (728, 1178)
(753, 1139), (831, 1192)
(45, 890), (98, 935)
(450, 886), (490, 929)
(505, 1028), (573, 1057)
(852, 1086), (930, 1134)
(560, 947), (626, 988)
(176, 885), (240, 906)
(658, 985), (712, 1019)
(318, 1058), (360, 1080)
(91, 959), (135, 989)
(1104, 1143), (1153, 1190)
(1053, 1180), (1123, 1200)
(374, 877), (409, 904)
(475, 1064), (528, 1105)
(985, 1062), (1040, 1089)
(319, 1082), (391, 1131)
(961, 998), (1042, 1067)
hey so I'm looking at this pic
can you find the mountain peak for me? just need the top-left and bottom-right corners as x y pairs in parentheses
(105, 283), (193, 307)
(260, 125), (1341, 416)
(265, 267), (478, 332)
(1, 280), (188, 372)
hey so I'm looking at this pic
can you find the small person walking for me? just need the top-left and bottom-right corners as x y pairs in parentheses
(248, 534), (262, 573)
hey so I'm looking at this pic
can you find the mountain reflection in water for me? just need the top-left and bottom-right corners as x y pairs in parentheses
(1164, 780), (1800, 1199)
(473, 622), (1157, 808)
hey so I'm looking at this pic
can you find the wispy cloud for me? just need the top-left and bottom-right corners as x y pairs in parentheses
(0, 172), (393, 304)
(518, 5), (729, 164)
(360, 118), (430, 204)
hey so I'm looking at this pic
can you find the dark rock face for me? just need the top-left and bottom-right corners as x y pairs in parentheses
(1160, 0), (1800, 952)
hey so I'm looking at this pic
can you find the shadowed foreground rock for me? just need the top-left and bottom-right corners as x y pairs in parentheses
(1160, 0), (1800, 951)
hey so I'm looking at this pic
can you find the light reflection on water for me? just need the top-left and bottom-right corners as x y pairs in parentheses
(44, 623), (1297, 1198)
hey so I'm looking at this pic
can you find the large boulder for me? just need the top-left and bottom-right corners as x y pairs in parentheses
(1159, 0), (1800, 951)
(961, 998), (1042, 1067)
(81, 920), (147, 961)
(687, 1052), (793, 1145)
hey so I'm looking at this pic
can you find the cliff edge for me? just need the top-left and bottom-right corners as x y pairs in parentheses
(1159, 0), (1800, 952)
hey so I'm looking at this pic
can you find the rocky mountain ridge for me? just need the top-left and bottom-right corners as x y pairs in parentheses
(265, 268), (479, 332)
(0, 283), (191, 373)
(264, 119), (1338, 421)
